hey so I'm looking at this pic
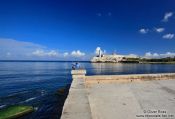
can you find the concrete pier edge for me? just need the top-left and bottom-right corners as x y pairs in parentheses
(61, 70), (175, 119)
(61, 69), (92, 119)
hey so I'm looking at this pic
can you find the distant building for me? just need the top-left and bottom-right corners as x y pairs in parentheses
(91, 51), (138, 63)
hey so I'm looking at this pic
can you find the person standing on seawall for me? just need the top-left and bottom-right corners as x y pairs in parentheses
(72, 62), (80, 70)
(75, 62), (80, 69)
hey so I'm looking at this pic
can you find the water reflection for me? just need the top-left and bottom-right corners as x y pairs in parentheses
(89, 63), (175, 75)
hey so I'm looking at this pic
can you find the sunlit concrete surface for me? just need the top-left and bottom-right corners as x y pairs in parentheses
(61, 71), (175, 119)
(61, 70), (92, 119)
(87, 80), (175, 119)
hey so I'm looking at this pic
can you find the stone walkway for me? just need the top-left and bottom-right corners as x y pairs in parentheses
(61, 71), (175, 119)
(87, 80), (175, 119)
(61, 77), (92, 119)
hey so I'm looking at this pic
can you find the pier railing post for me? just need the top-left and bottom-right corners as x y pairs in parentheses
(71, 69), (86, 80)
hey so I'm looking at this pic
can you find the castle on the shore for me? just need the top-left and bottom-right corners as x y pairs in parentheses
(91, 50), (138, 63)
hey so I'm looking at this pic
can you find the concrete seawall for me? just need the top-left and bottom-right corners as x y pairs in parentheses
(86, 73), (175, 86)
(61, 70), (92, 119)
(61, 70), (175, 119)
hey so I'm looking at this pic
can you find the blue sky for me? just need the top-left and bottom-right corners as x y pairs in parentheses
(0, 0), (175, 60)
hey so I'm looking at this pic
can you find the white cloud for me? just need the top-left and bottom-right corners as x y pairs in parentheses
(63, 52), (69, 57)
(32, 50), (59, 57)
(139, 28), (149, 34)
(0, 38), (45, 59)
(144, 52), (175, 58)
(152, 53), (159, 57)
(71, 50), (85, 57)
(162, 33), (174, 39)
(0, 38), (61, 60)
(162, 12), (173, 22)
(155, 27), (165, 33)
(0, 38), (45, 50)
(127, 54), (138, 58)
(47, 50), (59, 57)
(32, 50), (46, 56)
(160, 52), (175, 58)
(144, 52), (160, 58)
(0, 38), (88, 60)
(145, 52), (152, 58)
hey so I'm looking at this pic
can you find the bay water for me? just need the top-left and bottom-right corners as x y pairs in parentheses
(0, 61), (175, 118)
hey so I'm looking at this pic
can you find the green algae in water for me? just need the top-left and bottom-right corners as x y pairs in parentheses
(0, 105), (34, 119)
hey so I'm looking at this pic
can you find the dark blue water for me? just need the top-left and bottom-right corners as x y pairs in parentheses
(0, 62), (175, 118)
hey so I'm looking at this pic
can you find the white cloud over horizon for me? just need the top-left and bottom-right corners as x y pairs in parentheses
(155, 27), (165, 33)
(127, 54), (138, 58)
(0, 38), (87, 60)
(139, 28), (149, 34)
(144, 52), (175, 58)
(63, 52), (69, 57)
(32, 50), (59, 57)
(0, 38), (46, 59)
(71, 50), (85, 57)
(162, 33), (174, 39)
(162, 12), (173, 22)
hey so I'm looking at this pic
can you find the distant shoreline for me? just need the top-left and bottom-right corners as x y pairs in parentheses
(0, 60), (175, 64)
(91, 61), (175, 64)
(139, 61), (175, 64)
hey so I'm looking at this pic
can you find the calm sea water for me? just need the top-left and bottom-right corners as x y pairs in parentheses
(0, 62), (175, 119)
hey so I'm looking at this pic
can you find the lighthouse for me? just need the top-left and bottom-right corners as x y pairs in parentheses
(99, 49), (102, 57)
